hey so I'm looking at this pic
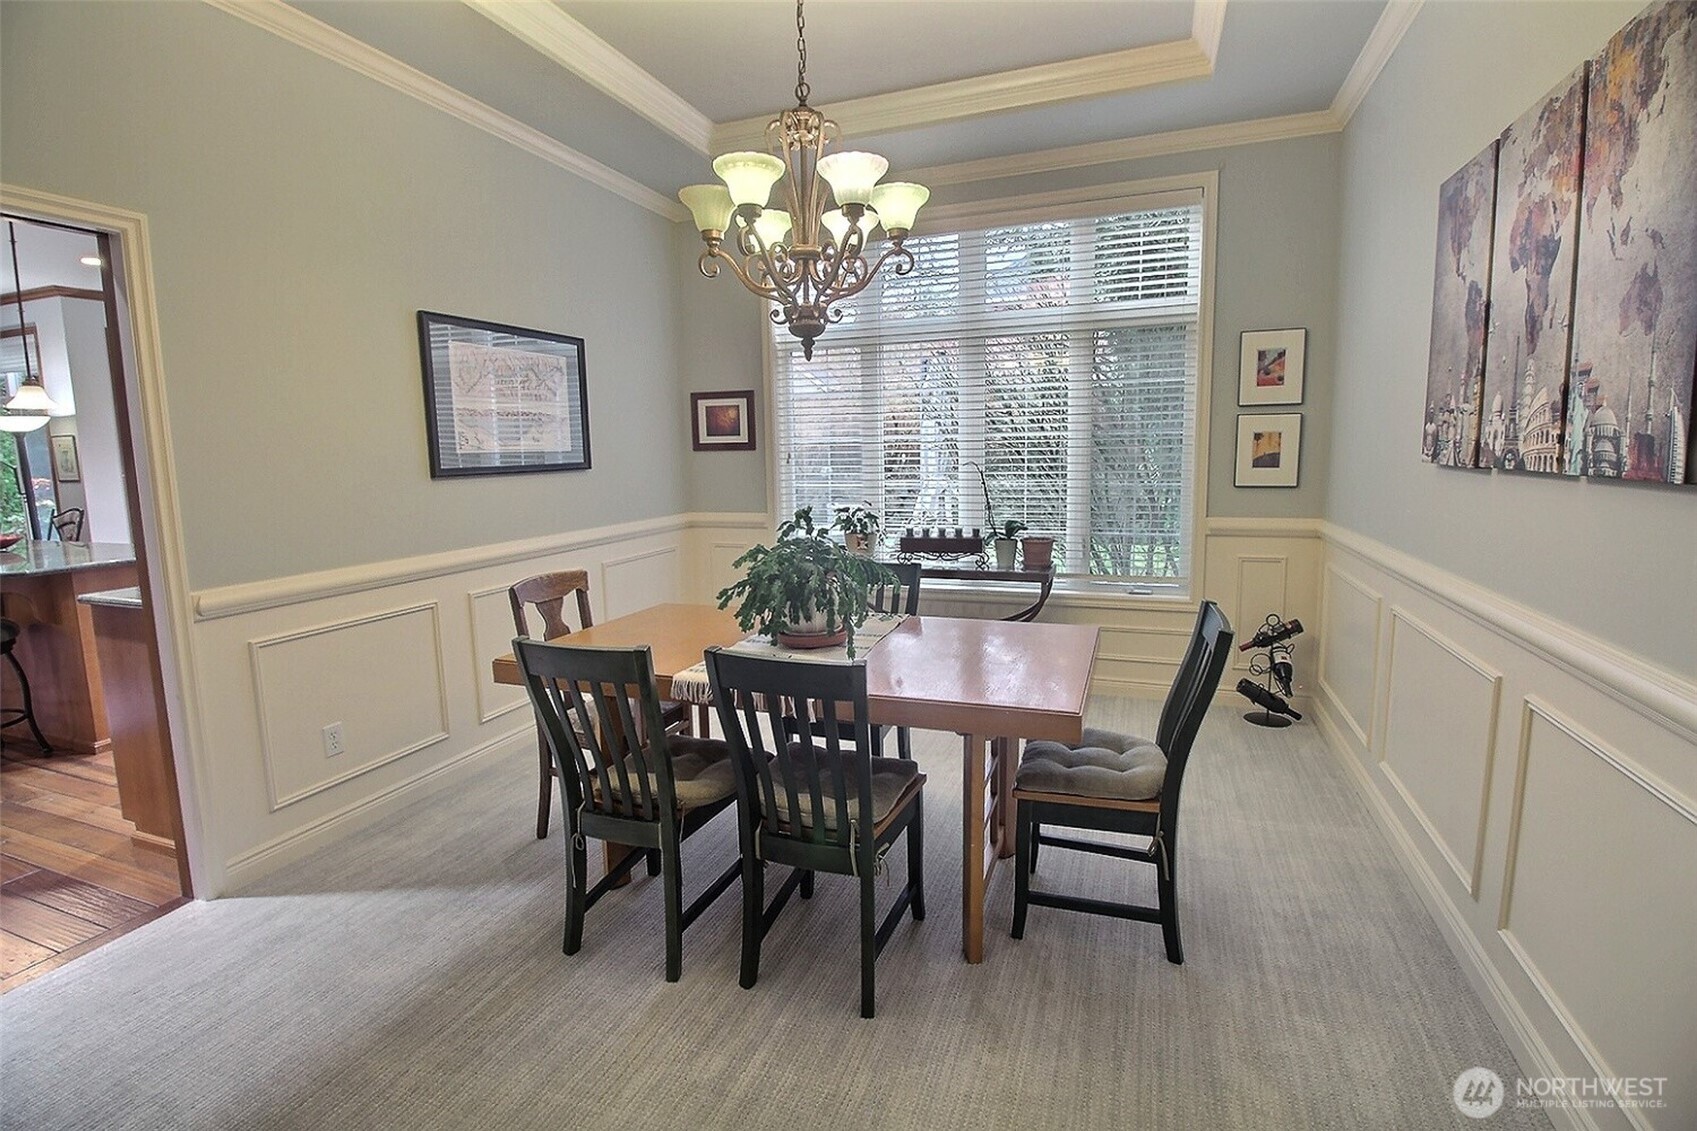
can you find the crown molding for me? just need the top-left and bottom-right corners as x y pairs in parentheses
(200, 0), (687, 221)
(1192, 0), (1229, 67)
(1331, 0), (1425, 125)
(710, 35), (1216, 152)
(462, 0), (714, 154)
(906, 109), (1340, 188)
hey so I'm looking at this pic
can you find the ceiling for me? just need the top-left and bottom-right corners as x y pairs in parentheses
(0, 218), (104, 295)
(277, 1), (1397, 205)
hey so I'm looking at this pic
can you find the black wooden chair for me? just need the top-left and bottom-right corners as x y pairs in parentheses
(783, 560), (922, 759)
(49, 507), (84, 542)
(510, 570), (700, 838)
(1011, 600), (1233, 963)
(706, 648), (925, 1018)
(514, 638), (742, 982)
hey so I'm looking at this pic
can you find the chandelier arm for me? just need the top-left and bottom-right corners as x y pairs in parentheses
(819, 243), (913, 310)
(702, 244), (787, 303)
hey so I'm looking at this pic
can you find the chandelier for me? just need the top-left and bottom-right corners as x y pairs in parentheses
(677, 0), (929, 360)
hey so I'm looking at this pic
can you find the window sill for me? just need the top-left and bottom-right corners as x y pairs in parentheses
(919, 575), (1191, 613)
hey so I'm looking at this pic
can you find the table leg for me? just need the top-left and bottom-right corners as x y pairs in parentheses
(961, 732), (992, 964)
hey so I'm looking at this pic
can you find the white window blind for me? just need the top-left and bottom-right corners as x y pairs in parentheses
(770, 191), (1204, 586)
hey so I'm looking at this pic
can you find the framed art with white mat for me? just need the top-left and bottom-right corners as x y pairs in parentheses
(1235, 413), (1302, 487)
(1238, 328), (1306, 406)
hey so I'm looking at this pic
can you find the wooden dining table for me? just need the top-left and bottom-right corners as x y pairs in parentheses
(491, 603), (1099, 963)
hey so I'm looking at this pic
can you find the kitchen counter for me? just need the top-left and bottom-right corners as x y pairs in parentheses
(76, 583), (180, 850)
(0, 541), (137, 576)
(0, 544), (139, 753)
(78, 585), (144, 609)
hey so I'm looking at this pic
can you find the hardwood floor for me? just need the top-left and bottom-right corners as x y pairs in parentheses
(0, 741), (186, 991)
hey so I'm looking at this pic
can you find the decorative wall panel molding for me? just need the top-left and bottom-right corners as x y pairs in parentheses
(599, 545), (680, 621)
(1498, 698), (1697, 1127)
(250, 603), (450, 810)
(1379, 608), (1502, 898)
(1318, 563), (1382, 749)
(467, 585), (527, 725)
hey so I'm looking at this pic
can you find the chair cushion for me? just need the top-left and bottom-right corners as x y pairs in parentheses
(598, 735), (737, 811)
(1016, 726), (1167, 801)
(764, 745), (922, 832)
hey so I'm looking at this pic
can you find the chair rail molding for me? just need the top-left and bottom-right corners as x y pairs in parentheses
(194, 513), (693, 620)
(1322, 522), (1697, 743)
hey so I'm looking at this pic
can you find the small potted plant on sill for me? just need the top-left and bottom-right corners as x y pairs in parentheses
(717, 507), (895, 656)
(988, 519), (1027, 570)
(1019, 533), (1056, 572)
(971, 460), (1027, 570)
(832, 502), (881, 556)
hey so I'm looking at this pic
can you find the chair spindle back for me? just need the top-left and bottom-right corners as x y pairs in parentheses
(706, 650), (876, 851)
(1152, 600), (1234, 811)
(514, 639), (676, 823)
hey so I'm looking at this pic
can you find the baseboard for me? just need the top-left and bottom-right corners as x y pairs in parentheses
(221, 725), (529, 892)
(1311, 692), (1594, 1131)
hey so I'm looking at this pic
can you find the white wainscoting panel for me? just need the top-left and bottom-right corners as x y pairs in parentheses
(1316, 525), (1697, 1131)
(600, 546), (681, 621)
(1318, 564), (1381, 749)
(1231, 554), (1290, 672)
(250, 603), (450, 810)
(1379, 608), (1502, 898)
(1498, 700), (1697, 1127)
(467, 585), (527, 724)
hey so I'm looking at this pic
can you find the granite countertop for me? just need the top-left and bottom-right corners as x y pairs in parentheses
(0, 541), (138, 576)
(78, 586), (144, 610)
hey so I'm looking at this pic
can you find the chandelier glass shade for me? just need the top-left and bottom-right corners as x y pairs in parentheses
(678, 1), (929, 359)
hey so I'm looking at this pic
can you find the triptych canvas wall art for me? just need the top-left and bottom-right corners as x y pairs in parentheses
(1423, 0), (1696, 486)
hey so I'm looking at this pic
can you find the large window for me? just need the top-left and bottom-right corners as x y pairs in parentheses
(771, 189), (1205, 588)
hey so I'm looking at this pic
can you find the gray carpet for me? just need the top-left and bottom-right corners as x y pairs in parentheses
(0, 700), (1548, 1130)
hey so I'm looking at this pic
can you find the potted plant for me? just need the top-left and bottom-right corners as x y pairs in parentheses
(970, 460), (1027, 570)
(1019, 533), (1055, 572)
(988, 518), (1026, 570)
(717, 507), (896, 656)
(832, 502), (881, 556)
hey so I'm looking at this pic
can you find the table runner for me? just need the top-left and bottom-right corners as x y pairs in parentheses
(668, 613), (907, 704)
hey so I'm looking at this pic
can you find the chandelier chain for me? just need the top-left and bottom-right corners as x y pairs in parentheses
(794, 0), (809, 106)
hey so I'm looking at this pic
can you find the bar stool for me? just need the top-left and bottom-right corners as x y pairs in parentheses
(1, 617), (52, 752)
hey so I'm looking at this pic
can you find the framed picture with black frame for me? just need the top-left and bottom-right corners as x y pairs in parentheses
(1234, 413), (1303, 487)
(1238, 327), (1307, 406)
(416, 311), (591, 478)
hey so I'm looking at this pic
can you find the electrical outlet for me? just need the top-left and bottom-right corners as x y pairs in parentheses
(322, 722), (346, 758)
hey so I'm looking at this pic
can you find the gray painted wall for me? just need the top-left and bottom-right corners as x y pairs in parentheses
(674, 224), (770, 515)
(1, 0), (689, 590)
(1328, 0), (1694, 675)
(679, 133), (1344, 520)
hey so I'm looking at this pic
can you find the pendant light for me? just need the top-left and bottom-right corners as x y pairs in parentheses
(2, 218), (64, 430)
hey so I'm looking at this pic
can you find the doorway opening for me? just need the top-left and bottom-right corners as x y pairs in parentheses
(0, 213), (191, 990)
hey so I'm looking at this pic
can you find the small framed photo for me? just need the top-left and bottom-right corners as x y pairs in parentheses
(50, 434), (80, 482)
(1235, 413), (1303, 487)
(690, 389), (756, 451)
(1238, 328), (1307, 405)
(416, 311), (591, 478)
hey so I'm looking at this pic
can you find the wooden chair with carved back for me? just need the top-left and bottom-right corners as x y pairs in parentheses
(509, 569), (700, 838)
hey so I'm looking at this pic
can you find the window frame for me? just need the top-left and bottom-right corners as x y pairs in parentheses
(760, 172), (1220, 603)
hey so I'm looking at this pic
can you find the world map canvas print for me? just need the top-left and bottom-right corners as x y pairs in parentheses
(1564, 0), (1697, 483)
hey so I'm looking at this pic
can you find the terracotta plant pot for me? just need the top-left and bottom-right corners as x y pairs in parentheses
(1020, 536), (1054, 572)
